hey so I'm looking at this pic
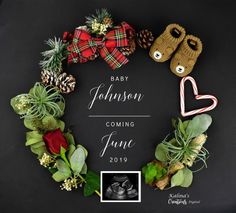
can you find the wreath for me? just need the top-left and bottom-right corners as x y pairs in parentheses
(10, 9), (218, 197)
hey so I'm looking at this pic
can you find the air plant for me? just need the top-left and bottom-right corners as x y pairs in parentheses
(11, 83), (65, 120)
(161, 128), (209, 169)
(156, 114), (212, 170)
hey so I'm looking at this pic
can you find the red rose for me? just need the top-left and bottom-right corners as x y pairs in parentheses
(43, 129), (68, 154)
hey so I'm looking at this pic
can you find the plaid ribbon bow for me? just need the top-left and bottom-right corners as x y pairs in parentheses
(65, 22), (134, 70)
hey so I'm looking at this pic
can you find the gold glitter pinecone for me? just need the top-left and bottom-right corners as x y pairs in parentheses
(136, 29), (154, 49)
(55, 72), (76, 94)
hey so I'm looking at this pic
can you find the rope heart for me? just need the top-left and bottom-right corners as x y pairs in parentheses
(180, 76), (218, 117)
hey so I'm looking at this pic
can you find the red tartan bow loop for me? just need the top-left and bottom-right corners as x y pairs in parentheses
(66, 22), (134, 70)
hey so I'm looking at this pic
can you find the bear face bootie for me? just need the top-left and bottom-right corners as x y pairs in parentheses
(149, 23), (186, 62)
(170, 35), (203, 77)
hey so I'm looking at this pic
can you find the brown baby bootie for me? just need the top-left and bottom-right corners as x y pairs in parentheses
(149, 23), (186, 62)
(170, 35), (203, 77)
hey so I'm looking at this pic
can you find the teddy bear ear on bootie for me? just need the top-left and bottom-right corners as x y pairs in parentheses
(149, 23), (186, 62)
(170, 35), (203, 77)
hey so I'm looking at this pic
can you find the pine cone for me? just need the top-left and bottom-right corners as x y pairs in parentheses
(41, 70), (57, 86)
(56, 73), (76, 94)
(136, 29), (154, 49)
(120, 37), (136, 56)
(103, 17), (113, 27)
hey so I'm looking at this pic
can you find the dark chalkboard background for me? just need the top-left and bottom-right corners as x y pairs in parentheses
(0, 0), (236, 212)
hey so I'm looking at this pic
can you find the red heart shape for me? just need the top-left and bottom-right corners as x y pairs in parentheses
(180, 76), (218, 117)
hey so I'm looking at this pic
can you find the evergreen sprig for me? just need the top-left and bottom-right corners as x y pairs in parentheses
(40, 37), (67, 73)
(85, 8), (113, 35)
(86, 8), (112, 25)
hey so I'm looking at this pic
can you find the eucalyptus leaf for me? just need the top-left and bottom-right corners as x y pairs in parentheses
(25, 138), (43, 146)
(52, 171), (70, 182)
(77, 144), (88, 157)
(30, 145), (47, 158)
(24, 118), (37, 130)
(64, 132), (75, 145)
(69, 147), (85, 175)
(30, 141), (45, 149)
(56, 159), (71, 176)
(186, 114), (212, 138)
(42, 115), (58, 130)
(180, 167), (193, 187)
(26, 131), (42, 141)
(155, 143), (168, 162)
(57, 120), (65, 132)
(67, 144), (76, 160)
(171, 169), (184, 187)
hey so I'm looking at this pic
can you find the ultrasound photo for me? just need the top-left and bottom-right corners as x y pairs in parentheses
(101, 171), (141, 202)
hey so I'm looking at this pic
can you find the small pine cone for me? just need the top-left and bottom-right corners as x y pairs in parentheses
(56, 73), (76, 94)
(103, 17), (113, 27)
(41, 70), (57, 86)
(136, 29), (154, 49)
(120, 37), (136, 56)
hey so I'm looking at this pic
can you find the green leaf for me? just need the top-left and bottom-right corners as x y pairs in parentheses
(186, 114), (212, 138)
(26, 131), (43, 141)
(180, 167), (193, 187)
(48, 167), (57, 174)
(155, 143), (168, 162)
(24, 118), (37, 130)
(30, 146), (47, 158)
(77, 144), (88, 157)
(171, 169), (184, 187)
(178, 118), (186, 136)
(57, 101), (65, 116)
(69, 147), (85, 175)
(67, 144), (76, 160)
(84, 170), (100, 197)
(42, 115), (58, 130)
(25, 138), (43, 146)
(64, 132), (75, 145)
(57, 120), (65, 132)
(172, 118), (177, 129)
(52, 171), (70, 182)
(56, 159), (71, 177)
(30, 141), (45, 149)
(80, 163), (88, 175)
(60, 146), (71, 168)
(183, 120), (190, 130)
(142, 163), (157, 184)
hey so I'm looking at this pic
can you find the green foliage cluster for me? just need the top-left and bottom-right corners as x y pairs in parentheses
(142, 114), (212, 190)
(11, 83), (100, 196)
